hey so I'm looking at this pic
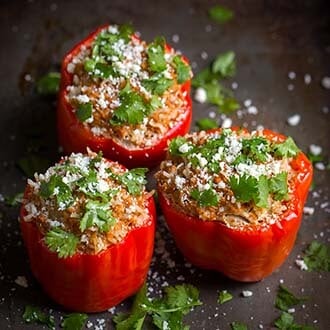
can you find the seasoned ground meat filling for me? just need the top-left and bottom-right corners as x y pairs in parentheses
(23, 151), (152, 255)
(65, 25), (191, 149)
(156, 129), (301, 229)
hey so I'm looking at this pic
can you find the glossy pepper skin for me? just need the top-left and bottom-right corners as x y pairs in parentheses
(158, 129), (313, 282)
(20, 191), (156, 312)
(57, 25), (192, 169)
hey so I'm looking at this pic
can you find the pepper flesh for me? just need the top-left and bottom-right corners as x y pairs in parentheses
(158, 129), (313, 282)
(57, 25), (192, 168)
(20, 191), (156, 312)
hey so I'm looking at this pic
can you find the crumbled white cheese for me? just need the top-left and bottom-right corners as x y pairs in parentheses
(67, 62), (75, 73)
(178, 143), (192, 154)
(194, 87), (207, 104)
(175, 176), (186, 189)
(14, 276), (28, 288)
(321, 76), (330, 89)
(242, 290), (253, 297)
(295, 259), (308, 271)
(221, 118), (232, 129)
(309, 144), (322, 156)
(287, 114), (301, 126)
(303, 206), (315, 215)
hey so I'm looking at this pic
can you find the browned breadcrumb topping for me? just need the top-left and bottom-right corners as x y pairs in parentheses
(23, 151), (153, 254)
(65, 26), (190, 149)
(156, 129), (299, 229)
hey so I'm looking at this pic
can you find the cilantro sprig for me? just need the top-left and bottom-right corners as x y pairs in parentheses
(113, 283), (202, 329)
(275, 285), (307, 311)
(76, 102), (93, 122)
(273, 137), (300, 158)
(196, 118), (218, 131)
(208, 5), (234, 24)
(172, 55), (191, 84)
(218, 290), (233, 304)
(36, 72), (61, 96)
(23, 305), (55, 329)
(191, 188), (219, 207)
(45, 228), (79, 258)
(303, 241), (330, 272)
(192, 51), (239, 114)
(147, 37), (167, 73)
(274, 312), (314, 330)
(61, 313), (88, 330)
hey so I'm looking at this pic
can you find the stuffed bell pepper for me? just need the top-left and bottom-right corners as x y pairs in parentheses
(58, 24), (192, 168)
(156, 128), (313, 282)
(20, 151), (156, 312)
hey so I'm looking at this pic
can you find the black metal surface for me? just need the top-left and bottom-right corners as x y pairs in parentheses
(0, 0), (329, 329)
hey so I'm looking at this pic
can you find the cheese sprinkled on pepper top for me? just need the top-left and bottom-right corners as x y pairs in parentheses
(66, 24), (192, 149)
(22, 151), (152, 257)
(156, 129), (301, 229)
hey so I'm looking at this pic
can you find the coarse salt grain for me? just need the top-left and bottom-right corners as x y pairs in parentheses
(172, 34), (180, 43)
(304, 74), (312, 85)
(287, 114), (301, 126)
(244, 99), (252, 107)
(194, 87), (207, 103)
(231, 82), (238, 90)
(288, 71), (296, 80)
(247, 105), (258, 115)
(14, 276), (28, 288)
(288, 83), (295, 91)
(315, 162), (325, 170)
(201, 51), (208, 60)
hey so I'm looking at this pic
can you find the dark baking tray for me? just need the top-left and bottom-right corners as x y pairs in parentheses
(0, 0), (329, 329)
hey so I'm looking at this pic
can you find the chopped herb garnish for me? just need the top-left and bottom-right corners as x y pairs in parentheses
(113, 283), (202, 330)
(241, 136), (270, 162)
(208, 5), (234, 24)
(76, 102), (93, 122)
(231, 321), (248, 330)
(269, 172), (289, 201)
(114, 168), (148, 196)
(61, 313), (88, 330)
(218, 290), (233, 304)
(192, 51), (239, 114)
(168, 137), (190, 156)
(212, 51), (236, 78)
(111, 82), (154, 125)
(303, 240), (330, 272)
(229, 174), (259, 204)
(40, 174), (74, 209)
(142, 73), (173, 95)
(5, 192), (23, 206)
(23, 305), (55, 329)
(191, 188), (219, 207)
(173, 55), (191, 84)
(80, 200), (115, 232)
(17, 155), (51, 178)
(45, 228), (79, 258)
(36, 72), (61, 96)
(147, 37), (167, 73)
(275, 285), (306, 311)
(274, 312), (315, 330)
(196, 118), (218, 131)
(273, 137), (300, 158)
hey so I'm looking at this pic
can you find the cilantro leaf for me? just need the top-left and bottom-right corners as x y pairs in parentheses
(191, 67), (218, 88)
(147, 37), (167, 73)
(196, 118), (218, 131)
(17, 155), (51, 178)
(208, 5), (234, 24)
(241, 137), (270, 163)
(273, 137), (300, 158)
(23, 305), (55, 329)
(274, 312), (315, 330)
(45, 228), (79, 258)
(36, 72), (60, 96)
(116, 168), (148, 195)
(5, 192), (23, 206)
(303, 241), (330, 272)
(76, 102), (93, 122)
(212, 51), (236, 78)
(40, 174), (74, 209)
(142, 74), (173, 95)
(61, 313), (88, 330)
(191, 188), (219, 207)
(307, 152), (324, 165)
(173, 55), (191, 84)
(269, 172), (289, 201)
(255, 175), (269, 208)
(231, 321), (248, 330)
(80, 200), (115, 232)
(218, 290), (233, 304)
(229, 175), (258, 204)
(275, 285), (306, 311)
(111, 83), (153, 125)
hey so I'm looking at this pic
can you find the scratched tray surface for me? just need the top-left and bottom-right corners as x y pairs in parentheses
(0, 0), (329, 329)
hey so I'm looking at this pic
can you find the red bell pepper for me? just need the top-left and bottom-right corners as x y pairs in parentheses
(157, 129), (313, 282)
(20, 159), (156, 312)
(57, 25), (192, 168)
